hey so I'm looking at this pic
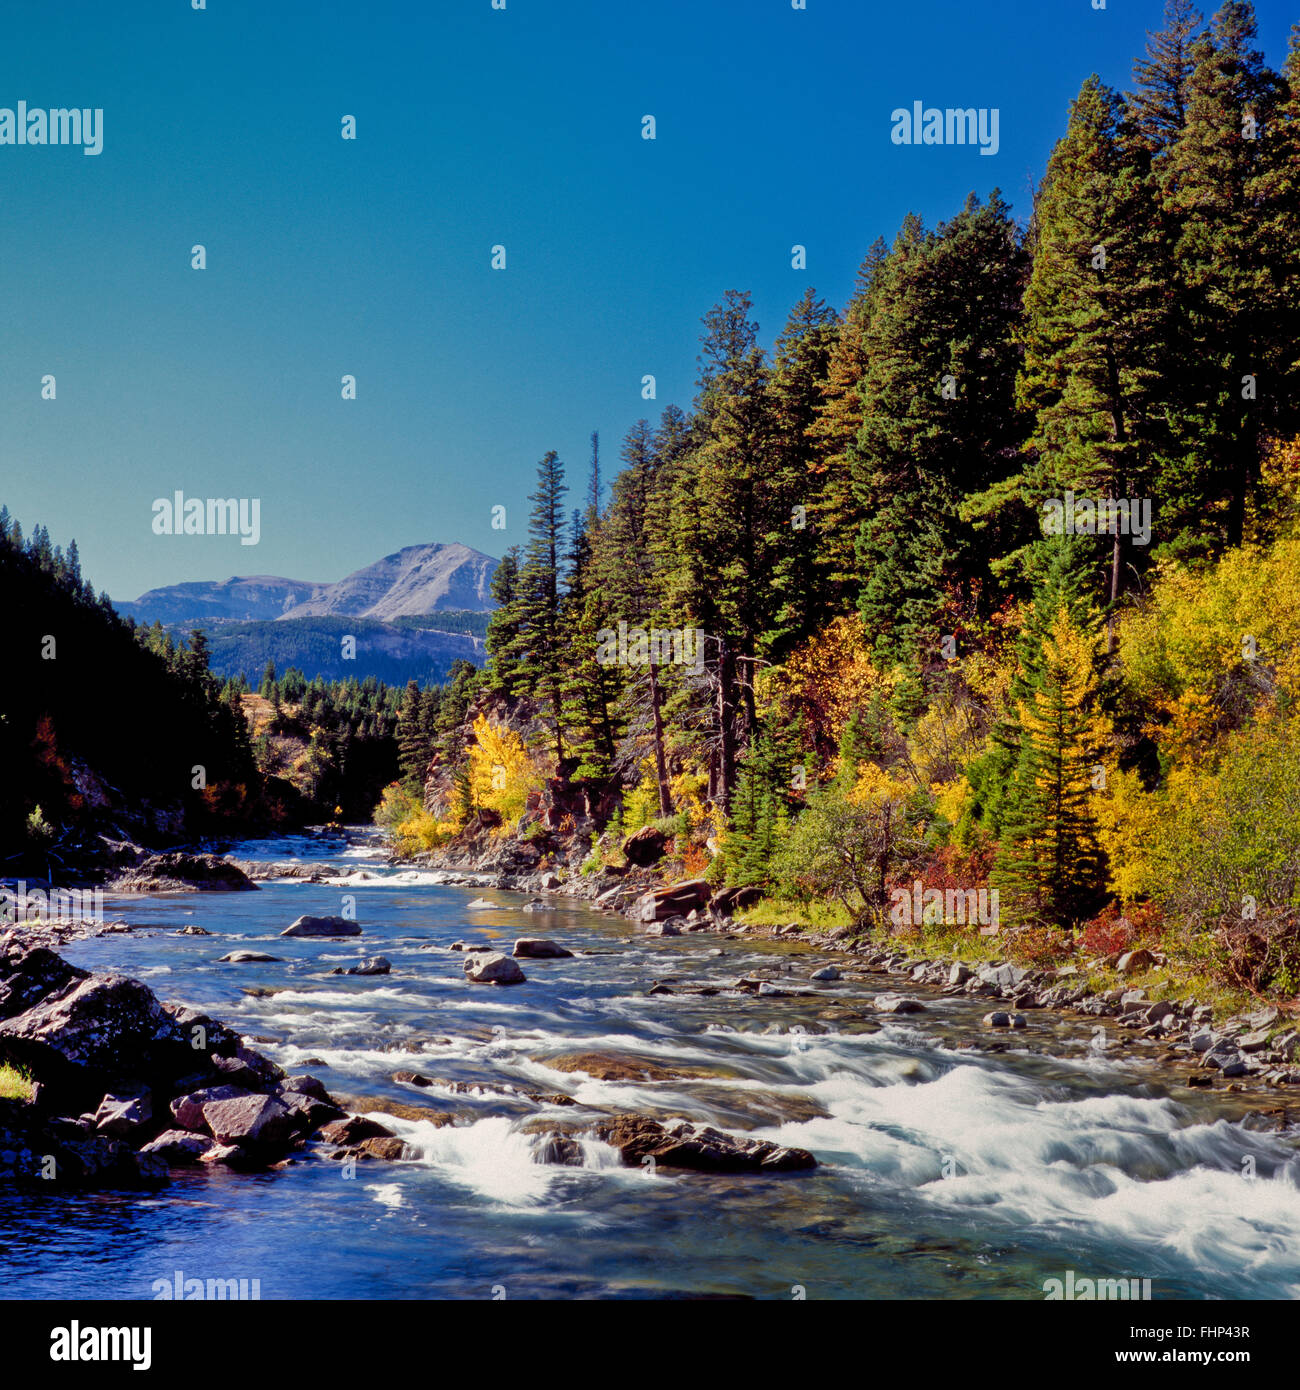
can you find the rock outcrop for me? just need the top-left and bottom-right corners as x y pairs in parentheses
(591, 1114), (816, 1173)
(0, 936), (347, 1184)
(107, 852), (258, 894)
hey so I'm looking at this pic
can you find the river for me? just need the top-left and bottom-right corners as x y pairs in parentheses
(4, 830), (1300, 1301)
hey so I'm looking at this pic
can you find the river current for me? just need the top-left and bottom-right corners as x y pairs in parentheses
(4, 831), (1300, 1301)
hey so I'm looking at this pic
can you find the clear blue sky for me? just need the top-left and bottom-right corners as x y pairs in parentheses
(0, 0), (1294, 600)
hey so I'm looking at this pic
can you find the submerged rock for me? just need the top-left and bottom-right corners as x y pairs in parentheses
(218, 951), (281, 963)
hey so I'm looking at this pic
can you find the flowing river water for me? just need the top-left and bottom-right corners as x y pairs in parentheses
(5, 831), (1300, 1301)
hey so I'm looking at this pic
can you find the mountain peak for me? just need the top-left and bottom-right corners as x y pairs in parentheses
(115, 542), (498, 627)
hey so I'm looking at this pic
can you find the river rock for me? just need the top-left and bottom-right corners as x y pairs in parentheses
(202, 1094), (296, 1147)
(0, 960), (245, 1106)
(92, 1089), (153, 1140)
(330, 957), (391, 976)
(810, 965), (841, 982)
(277, 1073), (332, 1102)
(622, 825), (670, 866)
(532, 1131), (586, 1165)
(541, 1051), (705, 1082)
(593, 1114), (816, 1173)
(107, 852), (258, 894)
(359, 1135), (410, 1161)
(0, 1098), (167, 1186)
(978, 963), (1027, 990)
(629, 879), (712, 923)
(170, 1084), (249, 1132)
(642, 920), (683, 937)
(463, 952), (526, 985)
(278, 1090), (345, 1130)
(139, 1129), (219, 1164)
(280, 915), (362, 938)
(465, 898), (498, 910)
(176, 925), (212, 936)
(512, 939), (573, 959)
(873, 993), (927, 1014)
(521, 900), (556, 914)
(318, 1114), (396, 1145)
(947, 963), (974, 986)
(218, 951), (281, 963)
(983, 1011), (1011, 1028)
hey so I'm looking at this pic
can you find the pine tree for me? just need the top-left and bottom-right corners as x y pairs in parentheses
(766, 287), (839, 659)
(1161, 0), (1283, 548)
(396, 679), (429, 788)
(988, 77), (1168, 642)
(991, 572), (1108, 927)
(854, 196), (1027, 675)
(514, 452), (569, 759)
(806, 238), (888, 613)
(1130, 0), (1205, 156)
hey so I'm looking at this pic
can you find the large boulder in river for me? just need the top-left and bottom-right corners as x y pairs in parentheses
(463, 952), (526, 985)
(107, 853), (258, 894)
(622, 824), (669, 866)
(280, 915), (362, 938)
(0, 966), (243, 1107)
(593, 1114), (816, 1173)
(628, 879), (712, 923)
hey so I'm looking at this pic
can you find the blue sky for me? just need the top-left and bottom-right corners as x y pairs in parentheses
(0, 0), (1295, 600)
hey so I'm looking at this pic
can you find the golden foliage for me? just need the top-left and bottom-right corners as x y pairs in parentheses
(466, 714), (545, 831)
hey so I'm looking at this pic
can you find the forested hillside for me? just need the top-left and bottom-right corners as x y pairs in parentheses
(0, 511), (412, 869)
(0, 507), (262, 863)
(384, 2), (1300, 998)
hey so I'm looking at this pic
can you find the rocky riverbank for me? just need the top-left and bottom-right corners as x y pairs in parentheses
(397, 836), (1300, 1105)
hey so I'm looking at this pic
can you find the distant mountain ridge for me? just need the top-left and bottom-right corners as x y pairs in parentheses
(280, 542), (497, 621)
(115, 575), (323, 626)
(115, 542), (498, 627)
